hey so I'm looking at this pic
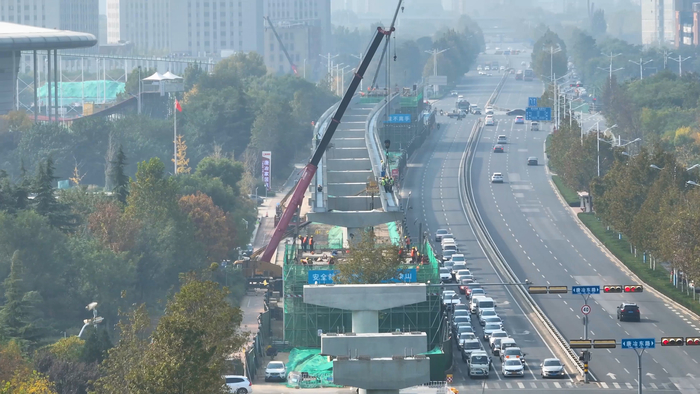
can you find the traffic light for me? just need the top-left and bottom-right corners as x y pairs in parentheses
(624, 285), (643, 293)
(604, 285), (622, 293)
(661, 337), (684, 346)
(686, 337), (700, 346)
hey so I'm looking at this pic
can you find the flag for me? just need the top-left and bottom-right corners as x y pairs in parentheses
(175, 99), (182, 112)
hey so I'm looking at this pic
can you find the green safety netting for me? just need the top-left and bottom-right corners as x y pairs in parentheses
(387, 221), (401, 245)
(327, 226), (344, 249)
(37, 81), (125, 106)
(284, 348), (342, 388)
(421, 346), (443, 355)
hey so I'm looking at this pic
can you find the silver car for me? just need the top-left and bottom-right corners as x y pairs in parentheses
(483, 323), (502, 340)
(541, 358), (565, 378)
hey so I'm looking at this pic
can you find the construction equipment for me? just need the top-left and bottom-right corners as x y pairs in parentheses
(264, 16), (298, 76)
(259, 22), (397, 263)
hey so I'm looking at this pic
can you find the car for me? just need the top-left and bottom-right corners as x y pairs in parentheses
(454, 303), (470, 314)
(487, 72), (493, 76)
(501, 347), (525, 364)
(499, 66), (505, 71)
(478, 71), (485, 75)
(497, 135), (507, 144)
(442, 290), (457, 301)
(452, 261), (467, 272)
(469, 288), (485, 300)
(442, 244), (458, 254)
(442, 249), (457, 261)
(485, 116), (495, 126)
(521, 61), (526, 66)
(470, 104), (481, 115)
(435, 229), (449, 242)
(439, 267), (452, 282)
(514, 115), (524, 124)
(530, 121), (539, 131)
(224, 375), (253, 393)
(483, 323), (502, 340)
(528, 157), (538, 165)
(458, 332), (477, 348)
(441, 238), (457, 247)
(450, 90), (459, 96)
(461, 339), (484, 362)
(617, 303), (641, 322)
(452, 309), (471, 322)
(459, 279), (473, 295)
(491, 173), (504, 183)
(489, 330), (509, 354)
(453, 321), (473, 336)
(485, 106), (494, 115)
(264, 361), (287, 382)
(485, 66), (490, 71)
(477, 66), (483, 71)
(493, 145), (504, 153)
(482, 316), (503, 328)
(541, 358), (565, 378)
(247, 195), (265, 205)
(455, 269), (472, 282)
(451, 254), (466, 264)
(478, 309), (498, 326)
(502, 359), (525, 377)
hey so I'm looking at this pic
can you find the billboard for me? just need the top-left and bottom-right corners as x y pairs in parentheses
(262, 151), (272, 190)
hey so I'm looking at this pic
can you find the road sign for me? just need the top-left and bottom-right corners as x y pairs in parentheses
(446, 374), (453, 383)
(572, 285), (601, 295)
(528, 97), (538, 107)
(525, 107), (552, 121)
(385, 114), (412, 124)
(581, 305), (591, 315)
(621, 338), (655, 349)
(308, 268), (417, 284)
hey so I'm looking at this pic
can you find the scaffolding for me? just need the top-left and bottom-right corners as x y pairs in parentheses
(283, 238), (443, 349)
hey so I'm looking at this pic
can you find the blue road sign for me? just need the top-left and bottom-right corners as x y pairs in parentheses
(622, 338), (655, 349)
(525, 107), (552, 121)
(384, 114), (412, 124)
(571, 285), (601, 295)
(528, 97), (538, 107)
(308, 268), (417, 284)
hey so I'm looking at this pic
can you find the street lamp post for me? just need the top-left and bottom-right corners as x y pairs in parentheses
(669, 55), (692, 75)
(629, 58), (653, 80)
(544, 45), (562, 83)
(425, 48), (450, 96)
(596, 124), (621, 177)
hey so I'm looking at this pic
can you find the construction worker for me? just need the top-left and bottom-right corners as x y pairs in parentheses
(381, 177), (388, 193)
(301, 236), (307, 251)
(405, 236), (411, 250)
(410, 247), (416, 263)
(309, 236), (314, 252)
(387, 177), (394, 193)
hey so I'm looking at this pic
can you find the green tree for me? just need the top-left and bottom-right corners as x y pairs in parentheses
(182, 63), (206, 92)
(32, 157), (75, 230)
(531, 29), (568, 81)
(110, 145), (129, 205)
(0, 251), (48, 347)
(333, 231), (403, 284)
(125, 158), (180, 222)
(194, 156), (244, 194)
(590, 9), (607, 36)
(81, 327), (112, 364)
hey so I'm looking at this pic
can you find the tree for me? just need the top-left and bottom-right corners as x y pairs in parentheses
(333, 231), (403, 284)
(590, 9), (608, 36)
(0, 340), (26, 382)
(110, 145), (129, 205)
(174, 134), (191, 175)
(33, 350), (101, 394)
(531, 29), (568, 81)
(179, 192), (235, 262)
(0, 251), (48, 348)
(32, 157), (75, 230)
(94, 276), (246, 394)
(125, 158), (180, 222)
(0, 370), (57, 394)
(182, 63), (206, 92)
(81, 327), (112, 364)
(87, 201), (139, 253)
(194, 156), (244, 193)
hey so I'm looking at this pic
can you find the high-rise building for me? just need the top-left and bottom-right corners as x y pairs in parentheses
(106, 0), (264, 56)
(674, 0), (700, 48)
(262, 0), (331, 78)
(641, 0), (677, 46)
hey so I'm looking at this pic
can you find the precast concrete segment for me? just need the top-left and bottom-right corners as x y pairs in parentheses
(303, 283), (427, 311)
(321, 332), (427, 358)
(333, 357), (431, 390)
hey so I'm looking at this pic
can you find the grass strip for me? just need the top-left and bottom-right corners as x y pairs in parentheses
(552, 175), (579, 206)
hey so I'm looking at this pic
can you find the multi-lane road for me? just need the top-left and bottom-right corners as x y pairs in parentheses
(403, 46), (700, 392)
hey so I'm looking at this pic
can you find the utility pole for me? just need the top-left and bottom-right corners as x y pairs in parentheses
(629, 58), (653, 80)
(424, 48), (450, 96)
(597, 52), (623, 88)
(319, 53), (339, 82)
(663, 49), (673, 70)
(544, 45), (562, 83)
(669, 55), (692, 75)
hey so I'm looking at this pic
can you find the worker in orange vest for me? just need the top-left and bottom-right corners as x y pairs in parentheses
(309, 236), (314, 252)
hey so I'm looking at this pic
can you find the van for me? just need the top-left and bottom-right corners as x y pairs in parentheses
(475, 297), (496, 315)
(499, 338), (517, 355)
(470, 296), (486, 314)
(497, 135), (507, 144)
(530, 121), (539, 131)
(468, 351), (491, 377)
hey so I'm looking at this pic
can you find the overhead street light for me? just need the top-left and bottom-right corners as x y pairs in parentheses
(687, 181), (700, 187)
(596, 124), (619, 177)
(629, 58), (653, 80)
(650, 164), (663, 170)
(686, 164), (700, 171)
(78, 302), (103, 338)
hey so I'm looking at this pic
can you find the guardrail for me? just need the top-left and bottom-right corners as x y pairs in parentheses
(366, 94), (401, 211)
(313, 99), (342, 212)
(459, 75), (587, 379)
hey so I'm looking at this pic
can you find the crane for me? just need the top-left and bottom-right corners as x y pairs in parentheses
(264, 16), (298, 76)
(259, 24), (398, 263)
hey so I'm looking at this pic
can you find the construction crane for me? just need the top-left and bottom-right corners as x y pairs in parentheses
(264, 16), (298, 76)
(259, 2), (403, 263)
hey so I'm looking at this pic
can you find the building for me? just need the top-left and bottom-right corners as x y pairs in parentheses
(674, 0), (700, 48)
(642, 0), (677, 46)
(106, 0), (264, 56)
(0, 0), (99, 43)
(262, 0), (331, 78)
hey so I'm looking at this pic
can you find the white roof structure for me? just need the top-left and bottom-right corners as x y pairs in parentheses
(143, 72), (166, 81)
(162, 71), (182, 80)
(0, 22), (96, 51)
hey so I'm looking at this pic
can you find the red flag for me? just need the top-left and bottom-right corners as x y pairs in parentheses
(175, 99), (182, 112)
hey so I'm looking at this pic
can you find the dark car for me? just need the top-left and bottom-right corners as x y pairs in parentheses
(527, 157), (538, 165)
(617, 303), (640, 322)
(494, 145), (504, 153)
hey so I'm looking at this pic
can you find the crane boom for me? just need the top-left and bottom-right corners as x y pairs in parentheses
(259, 26), (392, 263)
(264, 16), (298, 76)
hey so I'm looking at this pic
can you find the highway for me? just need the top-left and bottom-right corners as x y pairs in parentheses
(466, 50), (700, 392)
(402, 50), (583, 391)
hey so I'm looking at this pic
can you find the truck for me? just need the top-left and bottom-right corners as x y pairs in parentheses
(456, 98), (470, 111)
(515, 70), (523, 80)
(468, 351), (491, 378)
(524, 69), (534, 81)
(446, 109), (466, 119)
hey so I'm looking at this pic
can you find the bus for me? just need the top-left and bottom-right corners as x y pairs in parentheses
(515, 70), (523, 80)
(524, 69), (534, 81)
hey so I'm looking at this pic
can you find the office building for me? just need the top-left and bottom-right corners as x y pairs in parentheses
(0, 0), (99, 39)
(263, 0), (331, 77)
(642, 0), (677, 46)
(106, 0), (264, 56)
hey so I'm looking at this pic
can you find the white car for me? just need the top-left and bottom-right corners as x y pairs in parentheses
(483, 323), (503, 340)
(497, 135), (507, 144)
(485, 115), (495, 126)
(435, 229), (449, 242)
(477, 66), (483, 71)
(541, 357), (565, 378)
(478, 309), (498, 326)
(451, 254), (466, 264)
(489, 330), (509, 354)
(455, 269), (471, 282)
(485, 106), (494, 115)
(491, 173), (504, 183)
(439, 267), (452, 282)
(485, 66), (491, 71)
(502, 359), (525, 377)
(501, 347), (525, 364)
(224, 375), (253, 393)
(264, 361), (287, 382)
